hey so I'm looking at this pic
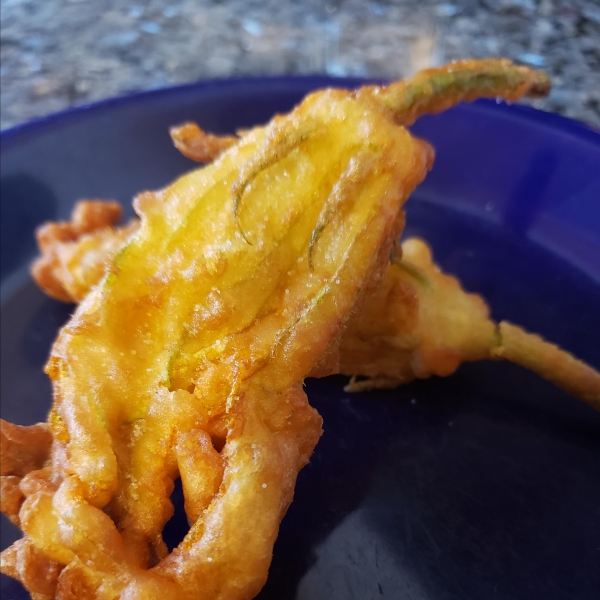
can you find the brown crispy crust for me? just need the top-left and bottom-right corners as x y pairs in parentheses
(1, 420), (52, 478)
(31, 200), (137, 303)
(0, 420), (53, 525)
(0, 476), (24, 525)
(169, 122), (238, 162)
(0, 538), (62, 598)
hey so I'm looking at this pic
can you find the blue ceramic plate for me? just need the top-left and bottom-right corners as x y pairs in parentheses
(2, 77), (599, 600)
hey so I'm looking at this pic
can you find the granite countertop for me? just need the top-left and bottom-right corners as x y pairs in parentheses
(1, 0), (599, 130)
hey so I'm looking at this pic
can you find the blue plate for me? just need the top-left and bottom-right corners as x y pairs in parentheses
(2, 77), (599, 600)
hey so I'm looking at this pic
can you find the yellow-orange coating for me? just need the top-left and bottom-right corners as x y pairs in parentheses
(2, 84), (432, 598)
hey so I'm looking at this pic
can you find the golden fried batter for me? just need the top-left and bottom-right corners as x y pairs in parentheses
(27, 212), (600, 408)
(31, 200), (138, 303)
(2, 74), (433, 598)
(341, 238), (497, 389)
(341, 238), (600, 409)
(0, 421), (53, 527)
(3, 59), (565, 599)
(29, 58), (551, 305)
(1, 538), (62, 599)
(356, 58), (550, 127)
(492, 322), (600, 408)
(170, 122), (239, 163)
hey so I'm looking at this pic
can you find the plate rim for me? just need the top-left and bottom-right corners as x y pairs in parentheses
(2, 75), (600, 600)
(1, 75), (599, 147)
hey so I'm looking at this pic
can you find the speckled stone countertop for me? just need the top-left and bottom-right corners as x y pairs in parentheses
(1, 0), (599, 130)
